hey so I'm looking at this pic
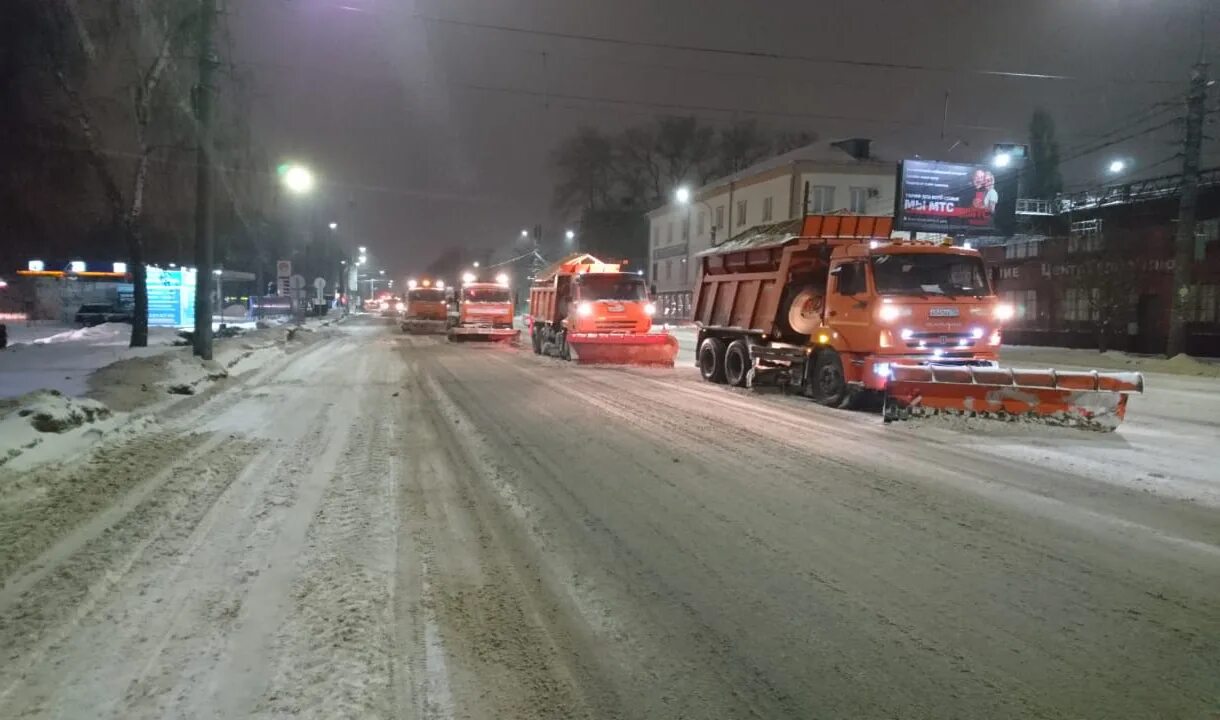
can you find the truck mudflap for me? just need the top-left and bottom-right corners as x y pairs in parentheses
(566, 332), (679, 367)
(447, 326), (520, 343)
(883, 364), (1144, 431)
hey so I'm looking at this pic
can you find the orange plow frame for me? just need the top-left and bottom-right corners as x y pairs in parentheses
(883, 364), (1144, 431)
(566, 332), (679, 367)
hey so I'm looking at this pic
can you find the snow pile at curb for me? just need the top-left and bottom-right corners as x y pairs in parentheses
(30, 322), (178, 347)
(1002, 345), (1220, 378)
(0, 390), (114, 466)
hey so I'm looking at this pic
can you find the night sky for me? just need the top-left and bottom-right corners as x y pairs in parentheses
(230, 0), (1220, 273)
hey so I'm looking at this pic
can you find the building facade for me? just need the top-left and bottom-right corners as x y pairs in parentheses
(647, 139), (897, 321)
(984, 177), (1220, 356)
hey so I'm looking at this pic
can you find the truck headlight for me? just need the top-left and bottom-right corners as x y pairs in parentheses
(993, 303), (1015, 321)
(577, 301), (593, 317)
(643, 302), (656, 316)
(878, 304), (907, 323)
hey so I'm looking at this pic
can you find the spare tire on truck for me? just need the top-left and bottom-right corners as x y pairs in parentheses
(779, 285), (825, 337)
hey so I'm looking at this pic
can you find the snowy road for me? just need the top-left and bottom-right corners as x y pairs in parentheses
(1, 317), (1217, 719)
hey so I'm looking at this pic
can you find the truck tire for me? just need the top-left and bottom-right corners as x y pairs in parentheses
(781, 285), (824, 337)
(530, 326), (542, 354)
(807, 349), (847, 407)
(698, 337), (727, 384)
(723, 339), (751, 387)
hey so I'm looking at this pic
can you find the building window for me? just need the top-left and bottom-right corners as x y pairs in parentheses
(665, 260), (672, 281)
(849, 187), (868, 213)
(1017, 289), (1037, 322)
(715, 205), (725, 230)
(681, 216), (690, 242)
(1196, 219), (1219, 260)
(1004, 239), (1040, 259)
(696, 211), (705, 237)
(652, 226), (660, 249)
(1192, 284), (1217, 322)
(736, 200), (747, 227)
(652, 262), (658, 281)
(1063, 288), (1098, 322)
(762, 196), (773, 222)
(808, 185), (836, 213)
(1068, 220), (1102, 253)
(666, 221), (674, 245)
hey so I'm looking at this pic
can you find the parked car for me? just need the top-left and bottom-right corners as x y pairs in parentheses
(74, 303), (133, 327)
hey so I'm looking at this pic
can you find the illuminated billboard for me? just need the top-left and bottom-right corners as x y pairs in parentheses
(895, 159), (1017, 235)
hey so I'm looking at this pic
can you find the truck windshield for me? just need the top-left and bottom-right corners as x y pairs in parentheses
(408, 289), (445, 302)
(871, 253), (989, 297)
(577, 275), (648, 301)
(464, 287), (511, 303)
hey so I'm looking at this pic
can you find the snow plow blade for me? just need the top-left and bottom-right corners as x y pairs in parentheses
(567, 332), (679, 367)
(447, 327), (520, 343)
(883, 364), (1144, 431)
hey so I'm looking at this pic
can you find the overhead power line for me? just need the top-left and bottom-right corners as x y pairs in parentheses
(418, 15), (1179, 86)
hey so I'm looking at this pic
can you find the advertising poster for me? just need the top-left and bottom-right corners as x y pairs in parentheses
(895, 160), (1016, 234)
(145, 266), (197, 327)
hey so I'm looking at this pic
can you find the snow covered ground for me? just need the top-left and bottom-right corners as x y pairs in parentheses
(0, 324), (180, 399)
(0, 317), (1214, 719)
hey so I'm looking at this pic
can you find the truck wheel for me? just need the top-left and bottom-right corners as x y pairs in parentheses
(698, 337), (727, 384)
(559, 331), (571, 361)
(530, 326), (542, 355)
(808, 350), (847, 407)
(723, 339), (751, 387)
(780, 285), (824, 337)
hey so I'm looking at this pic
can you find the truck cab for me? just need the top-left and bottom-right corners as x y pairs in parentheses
(566, 272), (657, 335)
(448, 274), (519, 342)
(821, 241), (1006, 384)
(400, 279), (448, 333)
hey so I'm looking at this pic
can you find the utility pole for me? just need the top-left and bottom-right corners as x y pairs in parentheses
(192, 0), (218, 359)
(1166, 62), (1209, 357)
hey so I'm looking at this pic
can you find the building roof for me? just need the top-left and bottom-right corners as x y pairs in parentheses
(648, 137), (897, 218)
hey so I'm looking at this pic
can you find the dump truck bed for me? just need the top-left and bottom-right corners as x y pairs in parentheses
(693, 215), (893, 339)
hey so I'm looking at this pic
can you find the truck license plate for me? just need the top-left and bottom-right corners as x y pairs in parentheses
(928, 307), (959, 318)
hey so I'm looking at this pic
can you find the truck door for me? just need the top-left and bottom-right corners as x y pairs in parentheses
(826, 260), (871, 350)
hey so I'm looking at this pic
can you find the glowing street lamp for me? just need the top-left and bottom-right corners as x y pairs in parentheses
(520, 229), (529, 238)
(358, 246), (367, 253)
(329, 221), (338, 230)
(674, 186), (692, 204)
(280, 164), (316, 194)
(1108, 159), (1128, 175)
(992, 152), (1012, 169)
(565, 229), (576, 241)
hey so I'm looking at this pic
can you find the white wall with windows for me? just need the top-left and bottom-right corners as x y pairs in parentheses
(646, 150), (898, 320)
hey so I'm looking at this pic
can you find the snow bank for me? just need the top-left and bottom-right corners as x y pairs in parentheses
(0, 390), (115, 467)
(1001, 345), (1220, 378)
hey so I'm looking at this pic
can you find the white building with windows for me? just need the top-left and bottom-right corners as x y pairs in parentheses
(646, 138), (897, 320)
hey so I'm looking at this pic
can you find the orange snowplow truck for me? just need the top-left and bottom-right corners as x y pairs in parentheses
(528, 254), (678, 366)
(693, 214), (1143, 430)
(400, 278), (449, 334)
(447, 272), (519, 342)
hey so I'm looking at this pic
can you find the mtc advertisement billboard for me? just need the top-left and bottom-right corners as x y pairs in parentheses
(895, 160), (1016, 235)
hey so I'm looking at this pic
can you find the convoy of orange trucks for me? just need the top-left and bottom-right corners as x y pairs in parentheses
(690, 214), (1143, 429)
(528, 254), (678, 366)
(393, 215), (1141, 429)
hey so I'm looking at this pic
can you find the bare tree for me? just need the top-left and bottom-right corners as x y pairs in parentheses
(41, 0), (197, 347)
(713, 119), (772, 176)
(552, 126), (615, 214)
